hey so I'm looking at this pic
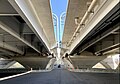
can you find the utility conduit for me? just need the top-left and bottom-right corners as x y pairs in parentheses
(67, 0), (97, 47)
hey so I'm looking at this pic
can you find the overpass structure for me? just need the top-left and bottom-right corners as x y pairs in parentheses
(0, 0), (119, 84)
(62, 0), (120, 69)
(0, 0), (56, 69)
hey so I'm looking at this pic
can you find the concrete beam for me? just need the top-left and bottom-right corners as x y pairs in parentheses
(46, 58), (56, 70)
(69, 0), (119, 54)
(2, 61), (16, 69)
(0, 59), (15, 69)
(12, 56), (50, 70)
(0, 14), (19, 16)
(0, 21), (40, 54)
(100, 61), (112, 69)
(8, 0), (50, 53)
(69, 56), (105, 69)
(95, 43), (120, 55)
(0, 0), (18, 15)
(0, 48), (17, 56)
(0, 41), (24, 55)
(79, 24), (119, 54)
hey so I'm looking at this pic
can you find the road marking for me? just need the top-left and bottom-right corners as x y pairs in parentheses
(0, 71), (32, 81)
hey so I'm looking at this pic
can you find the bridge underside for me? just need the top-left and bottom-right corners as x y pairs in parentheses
(0, 0), (120, 83)
(62, 0), (120, 71)
(0, 0), (55, 69)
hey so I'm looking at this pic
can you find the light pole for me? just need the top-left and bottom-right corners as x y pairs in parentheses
(60, 12), (66, 48)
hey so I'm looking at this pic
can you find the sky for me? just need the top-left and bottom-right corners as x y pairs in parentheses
(50, 0), (68, 44)
(50, 0), (68, 17)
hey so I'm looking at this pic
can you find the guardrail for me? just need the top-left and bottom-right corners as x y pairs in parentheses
(68, 68), (118, 73)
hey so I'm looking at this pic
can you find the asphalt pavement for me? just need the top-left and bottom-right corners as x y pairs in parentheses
(0, 69), (119, 84)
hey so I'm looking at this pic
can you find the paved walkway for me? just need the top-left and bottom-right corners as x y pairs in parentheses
(0, 69), (119, 84)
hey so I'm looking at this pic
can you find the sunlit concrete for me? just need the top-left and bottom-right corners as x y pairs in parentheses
(63, 0), (120, 54)
(8, 0), (55, 51)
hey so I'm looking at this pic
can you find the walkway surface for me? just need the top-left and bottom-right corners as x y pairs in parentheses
(0, 69), (119, 84)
